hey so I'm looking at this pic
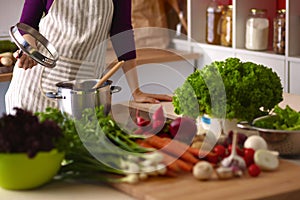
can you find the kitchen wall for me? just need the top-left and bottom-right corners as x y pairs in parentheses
(0, 0), (23, 36)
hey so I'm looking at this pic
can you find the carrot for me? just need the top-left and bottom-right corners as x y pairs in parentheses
(153, 136), (215, 162)
(160, 151), (195, 172)
(172, 157), (193, 172)
(136, 139), (153, 148)
(137, 138), (195, 172)
(145, 135), (199, 164)
(188, 147), (214, 159)
(156, 136), (201, 158)
(136, 139), (181, 172)
(160, 152), (182, 172)
(165, 169), (178, 177)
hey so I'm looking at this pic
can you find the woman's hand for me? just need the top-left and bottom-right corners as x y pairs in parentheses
(133, 89), (173, 103)
(14, 50), (37, 70)
(14, 33), (38, 70)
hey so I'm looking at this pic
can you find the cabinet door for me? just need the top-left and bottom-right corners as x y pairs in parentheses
(288, 0), (300, 57)
(289, 61), (300, 95)
(235, 52), (286, 91)
(110, 60), (195, 103)
(193, 43), (235, 69)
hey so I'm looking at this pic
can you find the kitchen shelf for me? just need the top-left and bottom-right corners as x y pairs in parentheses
(0, 49), (200, 83)
(106, 48), (200, 68)
(0, 72), (12, 82)
(172, 0), (300, 94)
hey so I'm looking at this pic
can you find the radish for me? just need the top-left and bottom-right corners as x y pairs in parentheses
(152, 105), (165, 122)
(152, 120), (165, 133)
(135, 109), (150, 127)
(136, 116), (150, 127)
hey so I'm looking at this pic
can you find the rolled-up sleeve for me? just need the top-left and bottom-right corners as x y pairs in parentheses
(110, 0), (136, 61)
(19, 0), (50, 31)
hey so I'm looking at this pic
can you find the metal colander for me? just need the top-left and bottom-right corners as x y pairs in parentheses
(238, 116), (300, 157)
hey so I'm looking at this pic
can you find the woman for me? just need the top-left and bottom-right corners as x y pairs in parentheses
(5, 0), (172, 114)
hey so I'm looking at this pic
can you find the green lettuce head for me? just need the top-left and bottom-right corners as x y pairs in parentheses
(172, 58), (283, 121)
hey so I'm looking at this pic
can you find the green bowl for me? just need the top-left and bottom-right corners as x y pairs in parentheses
(0, 149), (64, 190)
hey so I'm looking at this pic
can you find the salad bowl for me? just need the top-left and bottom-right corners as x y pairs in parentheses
(0, 149), (64, 190)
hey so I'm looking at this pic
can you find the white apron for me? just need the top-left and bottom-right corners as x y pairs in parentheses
(5, 0), (114, 114)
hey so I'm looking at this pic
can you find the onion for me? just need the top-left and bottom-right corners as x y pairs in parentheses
(169, 117), (197, 143)
(244, 135), (268, 151)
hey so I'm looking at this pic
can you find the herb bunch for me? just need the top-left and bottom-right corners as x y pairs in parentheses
(36, 106), (156, 183)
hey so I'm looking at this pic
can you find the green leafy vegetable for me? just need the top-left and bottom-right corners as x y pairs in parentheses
(172, 58), (283, 121)
(0, 108), (63, 158)
(36, 106), (154, 183)
(254, 105), (300, 130)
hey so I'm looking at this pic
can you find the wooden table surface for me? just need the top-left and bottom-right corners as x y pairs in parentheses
(109, 92), (300, 200)
(112, 159), (300, 200)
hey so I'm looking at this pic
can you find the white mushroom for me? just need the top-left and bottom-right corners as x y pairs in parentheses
(193, 161), (214, 180)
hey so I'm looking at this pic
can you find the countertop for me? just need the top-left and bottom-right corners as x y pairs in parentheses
(0, 181), (135, 200)
(1, 92), (300, 199)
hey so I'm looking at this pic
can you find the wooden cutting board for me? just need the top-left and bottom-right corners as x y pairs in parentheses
(111, 99), (300, 200)
(112, 159), (300, 200)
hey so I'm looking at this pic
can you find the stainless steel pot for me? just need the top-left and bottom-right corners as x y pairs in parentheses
(46, 79), (121, 118)
(237, 116), (300, 157)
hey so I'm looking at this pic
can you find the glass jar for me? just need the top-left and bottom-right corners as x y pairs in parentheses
(245, 8), (269, 50)
(205, 0), (222, 45)
(220, 5), (233, 47)
(273, 9), (286, 54)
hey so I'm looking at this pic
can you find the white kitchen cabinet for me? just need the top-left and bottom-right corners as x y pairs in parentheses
(172, 0), (300, 94)
(289, 59), (300, 94)
(0, 0), (23, 36)
(110, 60), (195, 104)
(191, 43), (235, 69)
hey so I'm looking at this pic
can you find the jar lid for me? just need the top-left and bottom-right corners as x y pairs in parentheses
(225, 5), (233, 10)
(250, 8), (267, 15)
(277, 9), (286, 14)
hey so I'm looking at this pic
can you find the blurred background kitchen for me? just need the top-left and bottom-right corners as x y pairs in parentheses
(1, 0), (299, 116)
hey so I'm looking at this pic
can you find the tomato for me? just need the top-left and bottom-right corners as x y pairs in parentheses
(243, 148), (255, 167)
(213, 145), (226, 158)
(248, 164), (261, 177)
(204, 152), (219, 164)
(227, 144), (244, 157)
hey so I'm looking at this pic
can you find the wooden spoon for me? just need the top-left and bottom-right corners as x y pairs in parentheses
(166, 0), (188, 33)
(92, 60), (125, 89)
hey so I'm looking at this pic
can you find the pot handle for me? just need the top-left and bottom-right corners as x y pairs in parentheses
(110, 86), (122, 94)
(237, 121), (255, 130)
(46, 92), (63, 99)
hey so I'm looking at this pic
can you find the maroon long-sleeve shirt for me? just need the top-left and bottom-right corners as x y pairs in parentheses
(19, 0), (136, 61)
